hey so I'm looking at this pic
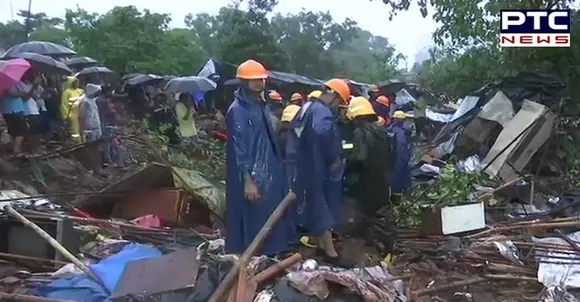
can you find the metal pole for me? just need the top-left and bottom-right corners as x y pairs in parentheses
(24, 0), (32, 42)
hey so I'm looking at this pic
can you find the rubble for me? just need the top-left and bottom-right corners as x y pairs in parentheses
(0, 70), (580, 302)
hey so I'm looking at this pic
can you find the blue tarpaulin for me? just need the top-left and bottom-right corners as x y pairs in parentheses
(35, 244), (162, 301)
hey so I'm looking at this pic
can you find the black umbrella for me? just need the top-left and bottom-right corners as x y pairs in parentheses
(65, 56), (98, 69)
(76, 66), (115, 77)
(378, 79), (408, 95)
(0, 41), (76, 59)
(126, 74), (163, 86)
(121, 73), (142, 81)
(10, 52), (72, 75)
(164, 76), (217, 93)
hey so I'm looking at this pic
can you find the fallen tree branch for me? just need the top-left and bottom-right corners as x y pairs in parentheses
(411, 274), (539, 297)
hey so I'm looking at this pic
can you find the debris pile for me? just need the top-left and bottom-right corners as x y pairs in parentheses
(0, 55), (579, 302)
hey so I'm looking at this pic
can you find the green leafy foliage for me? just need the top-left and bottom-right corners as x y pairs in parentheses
(375, 0), (580, 104)
(64, 6), (206, 75)
(395, 165), (489, 227)
(0, 10), (67, 49)
(425, 165), (487, 205)
(1, 1), (405, 82)
(142, 118), (226, 183)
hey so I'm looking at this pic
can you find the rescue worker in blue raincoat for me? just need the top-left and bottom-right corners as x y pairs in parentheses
(388, 110), (412, 203)
(225, 59), (294, 256)
(286, 78), (351, 260)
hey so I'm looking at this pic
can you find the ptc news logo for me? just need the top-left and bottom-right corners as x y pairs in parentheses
(500, 9), (571, 47)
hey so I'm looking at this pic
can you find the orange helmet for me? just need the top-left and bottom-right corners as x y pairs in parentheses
(290, 93), (303, 102)
(324, 79), (351, 103)
(236, 59), (268, 80)
(376, 95), (390, 107)
(370, 84), (380, 92)
(268, 90), (282, 101)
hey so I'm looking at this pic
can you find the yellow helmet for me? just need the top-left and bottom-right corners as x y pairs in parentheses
(307, 90), (322, 100)
(346, 96), (376, 120)
(393, 110), (407, 119)
(281, 104), (301, 122)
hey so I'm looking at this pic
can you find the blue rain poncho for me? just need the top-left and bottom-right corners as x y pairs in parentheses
(225, 88), (294, 255)
(286, 99), (343, 236)
(388, 120), (412, 193)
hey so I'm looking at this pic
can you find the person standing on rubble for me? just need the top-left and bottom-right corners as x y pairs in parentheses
(344, 96), (395, 251)
(2, 78), (30, 157)
(413, 95), (429, 140)
(388, 110), (412, 203)
(78, 84), (104, 175)
(286, 79), (350, 261)
(97, 85), (121, 167)
(60, 77), (84, 143)
(175, 92), (199, 143)
(225, 59), (294, 256)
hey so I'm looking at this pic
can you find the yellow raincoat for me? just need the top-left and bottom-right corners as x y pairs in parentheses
(175, 102), (198, 138)
(60, 77), (84, 143)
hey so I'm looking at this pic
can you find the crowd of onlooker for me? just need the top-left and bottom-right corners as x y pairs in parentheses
(126, 84), (205, 145)
(1, 72), (123, 176)
(1, 68), (221, 178)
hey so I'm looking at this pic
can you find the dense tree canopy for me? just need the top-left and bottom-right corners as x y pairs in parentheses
(0, 1), (405, 83)
(380, 0), (580, 101)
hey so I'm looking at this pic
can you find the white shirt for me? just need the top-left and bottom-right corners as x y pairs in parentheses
(32, 86), (47, 112)
(36, 99), (47, 112)
(24, 98), (40, 115)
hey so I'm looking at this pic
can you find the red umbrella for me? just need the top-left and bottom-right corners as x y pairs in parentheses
(0, 58), (32, 96)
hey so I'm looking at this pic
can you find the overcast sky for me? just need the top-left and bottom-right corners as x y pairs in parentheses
(1, 0), (438, 66)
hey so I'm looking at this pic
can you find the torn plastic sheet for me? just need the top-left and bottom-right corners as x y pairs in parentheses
(493, 240), (523, 265)
(419, 164), (441, 175)
(432, 130), (460, 159)
(533, 231), (580, 288)
(542, 286), (580, 302)
(426, 108), (453, 123)
(394, 88), (416, 106)
(287, 265), (406, 302)
(0, 190), (54, 210)
(254, 290), (274, 302)
(450, 96), (479, 122)
(457, 154), (481, 173)
(472, 236), (523, 265)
